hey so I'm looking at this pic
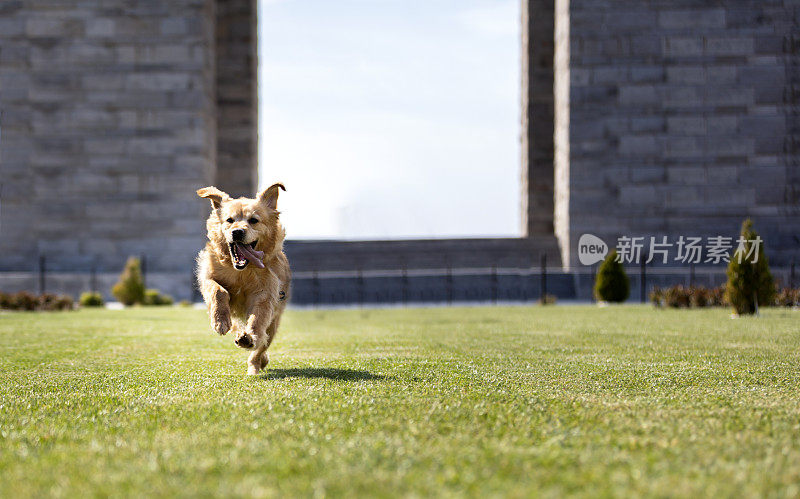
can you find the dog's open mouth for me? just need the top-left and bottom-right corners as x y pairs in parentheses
(229, 241), (265, 270)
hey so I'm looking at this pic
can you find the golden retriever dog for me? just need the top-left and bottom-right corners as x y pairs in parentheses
(196, 183), (291, 375)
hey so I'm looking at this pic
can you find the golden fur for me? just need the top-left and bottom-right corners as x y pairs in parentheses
(196, 183), (291, 375)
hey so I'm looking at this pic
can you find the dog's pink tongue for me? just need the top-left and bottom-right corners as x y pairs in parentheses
(237, 243), (265, 268)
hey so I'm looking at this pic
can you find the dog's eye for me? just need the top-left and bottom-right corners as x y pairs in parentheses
(248, 218), (258, 225)
(226, 217), (234, 224)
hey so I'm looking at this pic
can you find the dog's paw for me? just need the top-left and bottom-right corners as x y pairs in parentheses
(212, 312), (231, 336)
(234, 333), (255, 350)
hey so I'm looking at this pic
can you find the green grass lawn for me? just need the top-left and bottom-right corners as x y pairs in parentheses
(1, 305), (799, 497)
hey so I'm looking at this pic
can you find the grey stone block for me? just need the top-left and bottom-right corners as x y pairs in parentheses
(619, 85), (658, 105)
(619, 185), (661, 206)
(706, 88), (753, 107)
(85, 18), (114, 37)
(663, 37), (704, 57)
(658, 9), (726, 29)
(665, 137), (702, 158)
(705, 37), (754, 56)
(0, 18), (25, 37)
(664, 87), (703, 108)
(161, 17), (188, 35)
(706, 66), (737, 84)
(706, 116), (738, 135)
(667, 116), (705, 135)
(630, 165), (666, 183)
(619, 135), (659, 156)
(667, 66), (705, 85)
(665, 186), (704, 208)
(631, 116), (664, 133)
(593, 66), (628, 84)
(629, 66), (664, 83)
(705, 137), (754, 157)
(126, 72), (192, 91)
(26, 18), (83, 37)
(667, 166), (706, 185)
(706, 166), (738, 184)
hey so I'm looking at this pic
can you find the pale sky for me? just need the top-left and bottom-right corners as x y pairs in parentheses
(257, 0), (520, 240)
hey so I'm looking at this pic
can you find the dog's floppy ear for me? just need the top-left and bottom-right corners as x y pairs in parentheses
(196, 186), (230, 210)
(258, 183), (285, 210)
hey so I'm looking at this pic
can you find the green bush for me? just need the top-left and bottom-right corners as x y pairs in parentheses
(11, 291), (38, 311)
(775, 288), (800, 307)
(663, 285), (690, 308)
(143, 289), (173, 306)
(649, 286), (664, 307)
(112, 257), (146, 306)
(594, 250), (630, 303)
(725, 219), (776, 315)
(0, 291), (73, 311)
(79, 292), (105, 307)
(689, 286), (710, 308)
(709, 286), (726, 307)
(651, 285), (728, 309)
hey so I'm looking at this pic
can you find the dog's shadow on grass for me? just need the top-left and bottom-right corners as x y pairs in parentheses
(262, 367), (386, 382)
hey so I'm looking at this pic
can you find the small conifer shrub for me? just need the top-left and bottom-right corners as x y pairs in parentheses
(112, 257), (146, 306)
(594, 250), (630, 303)
(725, 219), (775, 315)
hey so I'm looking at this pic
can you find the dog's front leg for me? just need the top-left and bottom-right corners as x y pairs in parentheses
(201, 279), (232, 335)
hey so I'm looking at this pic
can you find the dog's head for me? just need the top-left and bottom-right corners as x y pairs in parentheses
(197, 183), (286, 271)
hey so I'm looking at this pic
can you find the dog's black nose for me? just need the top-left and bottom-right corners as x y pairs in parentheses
(235, 335), (253, 349)
(232, 229), (245, 241)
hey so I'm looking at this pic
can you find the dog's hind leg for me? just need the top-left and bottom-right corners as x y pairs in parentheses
(245, 320), (279, 375)
(247, 345), (267, 375)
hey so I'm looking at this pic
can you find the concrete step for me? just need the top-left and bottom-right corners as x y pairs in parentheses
(289, 269), (576, 305)
(284, 237), (562, 272)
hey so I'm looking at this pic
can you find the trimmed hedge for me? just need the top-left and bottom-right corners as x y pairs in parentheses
(0, 291), (74, 311)
(650, 285), (726, 308)
(79, 292), (105, 307)
(143, 289), (174, 306)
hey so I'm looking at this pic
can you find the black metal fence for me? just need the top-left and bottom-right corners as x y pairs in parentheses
(2, 254), (797, 306)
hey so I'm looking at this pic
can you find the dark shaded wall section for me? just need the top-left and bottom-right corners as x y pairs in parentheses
(521, 0), (556, 237)
(215, 0), (257, 198)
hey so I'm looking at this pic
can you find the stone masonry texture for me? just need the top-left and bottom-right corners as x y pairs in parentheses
(0, 0), (258, 297)
(1, 0), (799, 301)
(554, 0), (800, 268)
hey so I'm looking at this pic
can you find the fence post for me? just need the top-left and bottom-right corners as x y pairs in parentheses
(446, 262), (453, 305)
(402, 264), (408, 305)
(313, 270), (320, 305)
(39, 254), (46, 294)
(491, 265), (497, 304)
(540, 253), (547, 300)
(91, 264), (97, 293)
(640, 255), (646, 303)
(357, 268), (364, 306)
